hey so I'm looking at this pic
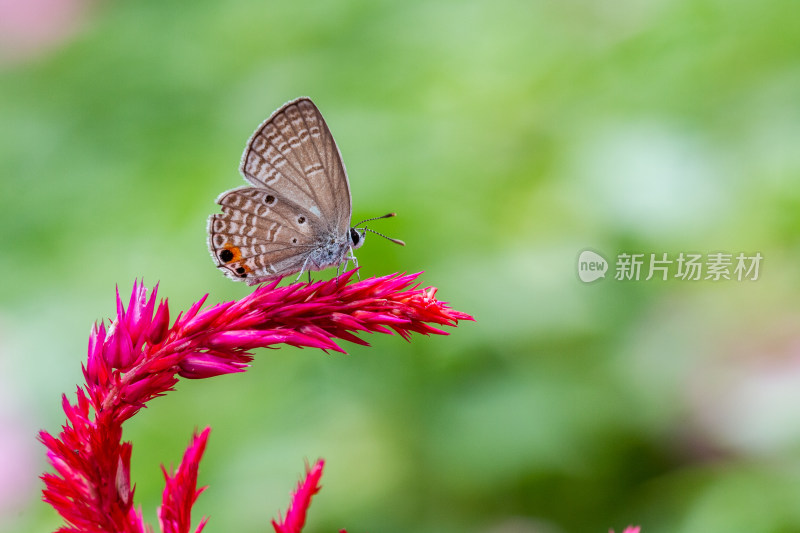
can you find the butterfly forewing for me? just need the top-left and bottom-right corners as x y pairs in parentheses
(296, 100), (352, 235)
(240, 98), (351, 235)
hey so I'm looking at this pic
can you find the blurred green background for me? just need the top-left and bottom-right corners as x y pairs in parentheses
(2, 0), (800, 532)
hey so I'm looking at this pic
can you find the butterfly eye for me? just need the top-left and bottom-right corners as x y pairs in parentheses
(264, 195), (276, 205)
(297, 216), (306, 224)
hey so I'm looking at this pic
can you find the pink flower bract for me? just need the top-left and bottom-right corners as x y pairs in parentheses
(40, 271), (473, 532)
(272, 460), (325, 533)
(159, 429), (210, 533)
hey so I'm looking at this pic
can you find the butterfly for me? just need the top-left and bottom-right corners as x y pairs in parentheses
(207, 97), (403, 285)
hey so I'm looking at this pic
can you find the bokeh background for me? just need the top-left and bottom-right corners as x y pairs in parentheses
(2, 0), (800, 531)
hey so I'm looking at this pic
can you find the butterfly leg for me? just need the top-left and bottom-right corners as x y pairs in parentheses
(295, 256), (312, 283)
(345, 246), (360, 281)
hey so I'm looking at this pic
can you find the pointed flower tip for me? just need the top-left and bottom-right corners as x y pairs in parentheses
(88, 321), (107, 359)
(178, 353), (250, 379)
(105, 320), (135, 369)
(115, 284), (125, 316)
(129, 279), (143, 309)
(143, 281), (160, 316)
(159, 428), (211, 533)
(182, 294), (210, 323)
(126, 279), (155, 344)
(148, 299), (171, 345)
(272, 460), (325, 533)
(194, 518), (209, 533)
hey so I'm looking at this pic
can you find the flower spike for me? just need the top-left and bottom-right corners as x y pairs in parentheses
(41, 272), (473, 532)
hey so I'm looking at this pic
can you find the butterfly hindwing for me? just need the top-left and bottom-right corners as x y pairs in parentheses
(207, 187), (325, 283)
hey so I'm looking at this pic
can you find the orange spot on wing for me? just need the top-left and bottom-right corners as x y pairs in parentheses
(220, 243), (253, 276)
(221, 243), (243, 263)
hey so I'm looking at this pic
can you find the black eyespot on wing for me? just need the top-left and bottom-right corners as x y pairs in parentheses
(219, 249), (234, 262)
(292, 238), (298, 244)
(235, 266), (246, 276)
(298, 216), (306, 224)
(350, 228), (360, 246)
(265, 195), (275, 205)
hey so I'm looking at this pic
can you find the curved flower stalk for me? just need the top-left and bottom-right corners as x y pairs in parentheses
(40, 271), (473, 533)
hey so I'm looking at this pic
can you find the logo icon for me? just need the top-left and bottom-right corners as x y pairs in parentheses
(578, 250), (608, 283)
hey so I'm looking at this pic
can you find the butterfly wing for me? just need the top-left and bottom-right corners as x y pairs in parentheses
(207, 187), (327, 284)
(239, 97), (352, 237)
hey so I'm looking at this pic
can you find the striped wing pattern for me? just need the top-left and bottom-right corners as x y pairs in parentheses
(208, 98), (354, 284)
(239, 98), (351, 234)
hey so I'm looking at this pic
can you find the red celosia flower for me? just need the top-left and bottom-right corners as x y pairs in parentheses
(40, 271), (472, 533)
(272, 460), (325, 533)
(159, 429), (210, 533)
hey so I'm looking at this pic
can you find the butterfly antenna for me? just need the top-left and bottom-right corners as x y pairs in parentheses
(354, 213), (397, 227)
(362, 227), (405, 246)
(354, 213), (405, 245)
